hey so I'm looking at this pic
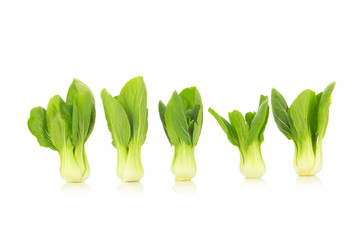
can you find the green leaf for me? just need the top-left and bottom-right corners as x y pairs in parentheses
(59, 101), (73, 143)
(66, 79), (96, 142)
(185, 104), (201, 123)
(117, 76), (148, 145)
(179, 87), (203, 146)
(259, 95), (268, 107)
(208, 108), (239, 147)
(258, 108), (269, 143)
(101, 89), (131, 149)
(46, 95), (72, 151)
(289, 89), (316, 140)
(248, 97), (269, 145)
(271, 88), (293, 140)
(28, 107), (57, 151)
(229, 110), (249, 154)
(316, 92), (323, 104)
(86, 103), (96, 141)
(66, 79), (94, 106)
(71, 91), (94, 146)
(144, 108), (149, 143)
(317, 82), (336, 138)
(179, 87), (200, 109)
(165, 91), (192, 146)
(188, 120), (195, 138)
(158, 101), (172, 144)
(245, 112), (255, 127)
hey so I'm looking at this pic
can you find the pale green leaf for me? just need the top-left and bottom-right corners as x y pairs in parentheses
(46, 95), (72, 151)
(117, 76), (148, 145)
(101, 89), (131, 149)
(289, 89), (316, 141)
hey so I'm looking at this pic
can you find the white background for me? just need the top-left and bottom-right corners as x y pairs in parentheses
(0, 0), (359, 239)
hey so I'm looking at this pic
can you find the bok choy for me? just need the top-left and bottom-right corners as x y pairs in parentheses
(101, 76), (148, 182)
(159, 87), (203, 181)
(271, 82), (335, 176)
(209, 95), (269, 178)
(28, 79), (96, 183)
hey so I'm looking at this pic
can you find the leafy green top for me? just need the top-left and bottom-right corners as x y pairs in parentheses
(101, 76), (148, 150)
(209, 95), (269, 156)
(159, 87), (203, 147)
(28, 79), (96, 152)
(271, 82), (335, 145)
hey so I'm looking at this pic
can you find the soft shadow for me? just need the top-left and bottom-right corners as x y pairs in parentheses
(295, 176), (323, 190)
(117, 182), (144, 195)
(172, 181), (197, 194)
(241, 178), (266, 189)
(61, 183), (91, 196)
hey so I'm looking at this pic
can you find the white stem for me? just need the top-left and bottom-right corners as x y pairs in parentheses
(240, 140), (266, 178)
(117, 141), (144, 182)
(59, 141), (85, 183)
(171, 141), (196, 181)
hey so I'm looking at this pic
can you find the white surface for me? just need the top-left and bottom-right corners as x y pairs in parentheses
(0, 0), (359, 239)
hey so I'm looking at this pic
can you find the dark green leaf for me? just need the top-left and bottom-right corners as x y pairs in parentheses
(308, 91), (319, 137)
